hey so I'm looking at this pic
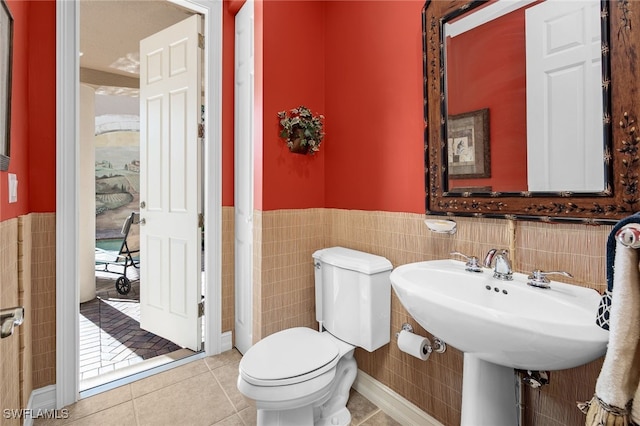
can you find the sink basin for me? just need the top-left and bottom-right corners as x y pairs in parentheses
(390, 259), (609, 371)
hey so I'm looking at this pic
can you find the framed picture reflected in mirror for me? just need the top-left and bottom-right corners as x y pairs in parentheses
(446, 108), (490, 179)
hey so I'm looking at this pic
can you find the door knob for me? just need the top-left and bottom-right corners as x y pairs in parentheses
(1, 307), (24, 339)
(140, 201), (146, 209)
(140, 218), (146, 225)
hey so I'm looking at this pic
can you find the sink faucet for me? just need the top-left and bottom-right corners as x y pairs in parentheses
(484, 249), (513, 280)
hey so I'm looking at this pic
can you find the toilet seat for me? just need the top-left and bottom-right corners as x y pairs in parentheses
(239, 327), (341, 387)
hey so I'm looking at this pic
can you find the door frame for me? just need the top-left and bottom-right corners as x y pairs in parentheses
(55, 0), (223, 408)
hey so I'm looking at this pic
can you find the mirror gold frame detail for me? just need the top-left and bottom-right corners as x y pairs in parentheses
(423, 0), (638, 224)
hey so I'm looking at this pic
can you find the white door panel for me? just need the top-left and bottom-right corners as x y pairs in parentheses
(140, 14), (202, 351)
(526, 0), (603, 192)
(234, 0), (254, 354)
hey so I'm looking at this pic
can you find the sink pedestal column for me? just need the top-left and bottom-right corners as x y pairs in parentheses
(461, 354), (518, 426)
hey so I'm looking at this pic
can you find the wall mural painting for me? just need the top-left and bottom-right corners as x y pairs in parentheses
(95, 114), (140, 240)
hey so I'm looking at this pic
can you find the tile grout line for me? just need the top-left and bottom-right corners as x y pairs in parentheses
(129, 385), (142, 426)
(355, 407), (382, 426)
(208, 367), (240, 418)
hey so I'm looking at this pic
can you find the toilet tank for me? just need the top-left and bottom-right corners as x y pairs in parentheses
(312, 247), (393, 352)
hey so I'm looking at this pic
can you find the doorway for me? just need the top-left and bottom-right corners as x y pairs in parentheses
(79, 2), (202, 392)
(56, 0), (224, 408)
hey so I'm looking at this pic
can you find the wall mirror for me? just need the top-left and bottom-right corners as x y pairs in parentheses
(0, 0), (13, 172)
(423, 0), (639, 224)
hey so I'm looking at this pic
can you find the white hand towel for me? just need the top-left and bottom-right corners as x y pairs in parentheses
(594, 241), (640, 409)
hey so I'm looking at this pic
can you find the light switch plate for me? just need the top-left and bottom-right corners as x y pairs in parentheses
(8, 173), (17, 203)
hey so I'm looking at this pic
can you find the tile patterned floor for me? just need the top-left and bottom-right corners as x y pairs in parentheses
(80, 272), (181, 384)
(71, 269), (402, 425)
(35, 350), (402, 426)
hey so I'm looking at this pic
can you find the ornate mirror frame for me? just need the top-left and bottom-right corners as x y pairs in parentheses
(424, 0), (639, 225)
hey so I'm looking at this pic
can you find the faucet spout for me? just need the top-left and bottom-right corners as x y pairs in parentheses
(484, 249), (513, 281)
(483, 248), (498, 268)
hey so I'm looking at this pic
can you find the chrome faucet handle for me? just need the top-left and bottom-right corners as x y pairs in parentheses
(449, 251), (483, 273)
(527, 270), (573, 289)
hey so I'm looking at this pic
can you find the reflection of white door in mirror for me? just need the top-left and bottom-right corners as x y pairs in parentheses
(526, 1), (603, 192)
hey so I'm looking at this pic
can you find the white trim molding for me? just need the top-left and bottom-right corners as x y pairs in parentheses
(221, 331), (233, 352)
(445, 0), (537, 38)
(23, 385), (57, 426)
(56, 0), (80, 409)
(353, 370), (444, 426)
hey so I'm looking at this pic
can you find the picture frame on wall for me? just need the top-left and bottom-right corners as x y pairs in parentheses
(447, 108), (490, 179)
(0, 0), (13, 171)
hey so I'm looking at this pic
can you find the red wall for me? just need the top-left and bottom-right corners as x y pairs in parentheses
(26, 1), (56, 213)
(0, 0), (55, 221)
(1, 1), (430, 220)
(260, 1), (326, 211)
(0, 0), (27, 220)
(323, 1), (425, 213)
(446, 7), (529, 191)
(257, 0), (425, 213)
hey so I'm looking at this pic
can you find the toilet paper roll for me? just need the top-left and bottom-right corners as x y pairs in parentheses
(397, 329), (431, 361)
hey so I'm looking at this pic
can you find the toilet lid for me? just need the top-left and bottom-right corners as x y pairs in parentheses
(239, 327), (340, 386)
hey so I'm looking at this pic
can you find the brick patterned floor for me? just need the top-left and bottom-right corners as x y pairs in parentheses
(79, 270), (181, 382)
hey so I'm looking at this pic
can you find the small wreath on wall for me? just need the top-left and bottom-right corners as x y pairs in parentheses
(278, 106), (325, 155)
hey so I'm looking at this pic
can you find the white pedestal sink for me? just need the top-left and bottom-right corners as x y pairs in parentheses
(461, 354), (519, 425)
(390, 259), (609, 425)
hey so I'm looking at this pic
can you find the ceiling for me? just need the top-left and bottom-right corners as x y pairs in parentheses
(80, 0), (194, 95)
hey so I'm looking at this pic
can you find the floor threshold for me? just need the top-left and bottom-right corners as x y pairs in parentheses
(80, 349), (203, 398)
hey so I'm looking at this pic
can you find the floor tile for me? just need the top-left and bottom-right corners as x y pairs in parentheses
(62, 385), (132, 424)
(37, 356), (390, 426)
(347, 390), (380, 425)
(129, 358), (210, 399)
(360, 410), (402, 426)
(204, 349), (242, 370)
(211, 362), (248, 412)
(237, 406), (257, 426)
(66, 276), (393, 426)
(213, 414), (245, 426)
(68, 401), (136, 426)
(134, 371), (235, 426)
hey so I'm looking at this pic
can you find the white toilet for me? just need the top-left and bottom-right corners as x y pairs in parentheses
(237, 246), (393, 426)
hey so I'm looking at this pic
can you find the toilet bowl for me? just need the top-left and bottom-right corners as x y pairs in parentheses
(238, 327), (357, 426)
(236, 247), (393, 426)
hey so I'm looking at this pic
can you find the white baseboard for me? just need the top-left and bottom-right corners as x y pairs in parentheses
(221, 331), (232, 352)
(28, 385), (57, 411)
(353, 370), (444, 426)
(23, 385), (57, 426)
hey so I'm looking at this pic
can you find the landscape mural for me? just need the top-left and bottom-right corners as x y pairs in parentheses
(95, 114), (140, 240)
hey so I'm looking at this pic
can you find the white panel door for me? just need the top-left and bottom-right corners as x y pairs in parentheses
(526, 0), (603, 192)
(234, 0), (254, 355)
(139, 14), (203, 351)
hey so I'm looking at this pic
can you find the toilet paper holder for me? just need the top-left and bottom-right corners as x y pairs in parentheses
(396, 323), (446, 354)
